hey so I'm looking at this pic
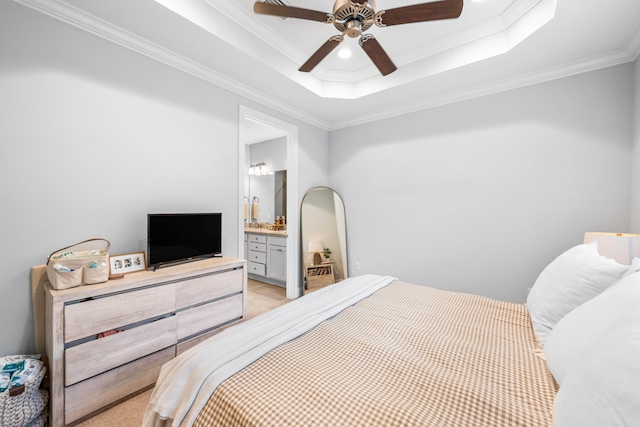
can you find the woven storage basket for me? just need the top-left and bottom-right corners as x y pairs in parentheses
(0, 367), (48, 427)
(46, 238), (110, 290)
(24, 413), (46, 427)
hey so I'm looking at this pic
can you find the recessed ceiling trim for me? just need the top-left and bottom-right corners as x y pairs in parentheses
(374, 0), (546, 77)
(503, 0), (545, 24)
(312, 0), (557, 100)
(179, 0), (558, 99)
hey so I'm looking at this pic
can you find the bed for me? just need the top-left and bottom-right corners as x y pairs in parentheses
(143, 243), (640, 427)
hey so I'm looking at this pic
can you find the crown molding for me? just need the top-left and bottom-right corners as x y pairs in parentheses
(13, 0), (330, 130)
(626, 24), (640, 61)
(328, 48), (638, 131)
(12, 0), (640, 133)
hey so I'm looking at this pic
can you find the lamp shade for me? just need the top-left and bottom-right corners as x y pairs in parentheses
(308, 241), (324, 253)
(583, 232), (640, 265)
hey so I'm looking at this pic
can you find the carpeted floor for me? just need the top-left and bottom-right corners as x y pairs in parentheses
(75, 279), (288, 426)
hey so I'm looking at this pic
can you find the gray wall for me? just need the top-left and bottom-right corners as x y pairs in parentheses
(329, 64), (635, 303)
(632, 57), (640, 231)
(0, 1), (328, 355)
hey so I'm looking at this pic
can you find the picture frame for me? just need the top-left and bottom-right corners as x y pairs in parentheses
(109, 252), (146, 275)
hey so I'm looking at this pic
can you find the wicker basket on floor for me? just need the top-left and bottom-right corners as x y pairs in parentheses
(0, 367), (48, 427)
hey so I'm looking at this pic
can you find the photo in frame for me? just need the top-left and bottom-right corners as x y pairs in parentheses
(109, 252), (146, 275)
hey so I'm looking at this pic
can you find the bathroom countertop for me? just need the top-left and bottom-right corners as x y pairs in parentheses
(244, 228), (288, 237)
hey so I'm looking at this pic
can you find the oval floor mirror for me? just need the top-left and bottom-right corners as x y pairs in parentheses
(300, 186), (348, 293)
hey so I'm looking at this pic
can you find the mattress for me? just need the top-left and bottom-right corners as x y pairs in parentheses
(193, 281), (558, 426)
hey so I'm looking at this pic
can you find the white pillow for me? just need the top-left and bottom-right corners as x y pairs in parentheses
(544, 271), (640, 384)
(553, 310), (640, 427)
(526, 242), (627, 348)
(622, 257), (640, 277)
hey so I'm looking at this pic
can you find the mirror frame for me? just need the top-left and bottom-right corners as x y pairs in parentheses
(300, 186), (348, 293)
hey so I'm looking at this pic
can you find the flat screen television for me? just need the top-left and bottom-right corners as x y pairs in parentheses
(147, 213), (222, 269)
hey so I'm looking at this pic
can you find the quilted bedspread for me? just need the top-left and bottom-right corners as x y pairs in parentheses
(194, 281), (558, 426)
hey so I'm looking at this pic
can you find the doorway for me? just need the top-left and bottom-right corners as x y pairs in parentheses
(238, 106), (301, 299)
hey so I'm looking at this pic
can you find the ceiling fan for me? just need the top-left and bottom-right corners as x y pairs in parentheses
(254, 0), (464, 76)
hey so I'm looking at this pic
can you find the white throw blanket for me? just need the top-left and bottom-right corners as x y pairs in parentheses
(142, 274), (397, 427)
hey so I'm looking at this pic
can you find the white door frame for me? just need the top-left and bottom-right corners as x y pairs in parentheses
(238, 105), (301, 299)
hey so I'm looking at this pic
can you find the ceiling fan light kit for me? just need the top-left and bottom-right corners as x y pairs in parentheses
(254, 0), (464, 75)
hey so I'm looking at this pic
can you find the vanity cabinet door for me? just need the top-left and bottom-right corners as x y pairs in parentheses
(267, 245), (286, 281)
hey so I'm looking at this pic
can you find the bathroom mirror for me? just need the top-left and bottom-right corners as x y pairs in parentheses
(244, 135), (287, 224)
(300, 187), (347, 292)
(247, 170), (287, 223)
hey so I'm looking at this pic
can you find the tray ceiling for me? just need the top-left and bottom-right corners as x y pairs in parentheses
(14, 0), (640, 129)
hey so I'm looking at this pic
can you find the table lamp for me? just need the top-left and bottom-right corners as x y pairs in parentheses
(308, 241), (324, 266)
(583, 232), (640, 265)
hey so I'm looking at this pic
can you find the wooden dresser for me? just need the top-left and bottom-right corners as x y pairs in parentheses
(44, 256), (246, 426)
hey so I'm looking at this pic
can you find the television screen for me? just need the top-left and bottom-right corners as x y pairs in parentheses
(147, 213), (222, 268)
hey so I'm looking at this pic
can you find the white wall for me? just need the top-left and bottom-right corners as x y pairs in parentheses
(329, 64), (634, 303)
(631, 56), (640, 231)
(0, 1), (328, 355)
(250, 137), (287, 172)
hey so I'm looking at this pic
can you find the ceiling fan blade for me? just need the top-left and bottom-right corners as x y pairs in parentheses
(254, 2), (332, 23)
(377, 0), (463, 26)
(299, 36), (343, 72)
(359, 35), (397, 76)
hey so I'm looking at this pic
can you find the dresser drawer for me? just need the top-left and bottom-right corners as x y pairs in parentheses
(64, 346), (175, 424)
(248, 242), (266, 252)
(64, 284), (176, 343)
(65, 315), (177, 386)
(176, 269), (242, 310)
(248, 250), (267, 264)
(177, 294), (243, 340)
(177, 321), (241, 355)
(248, 261), (266, 276)
(247, 234), (267, 244)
